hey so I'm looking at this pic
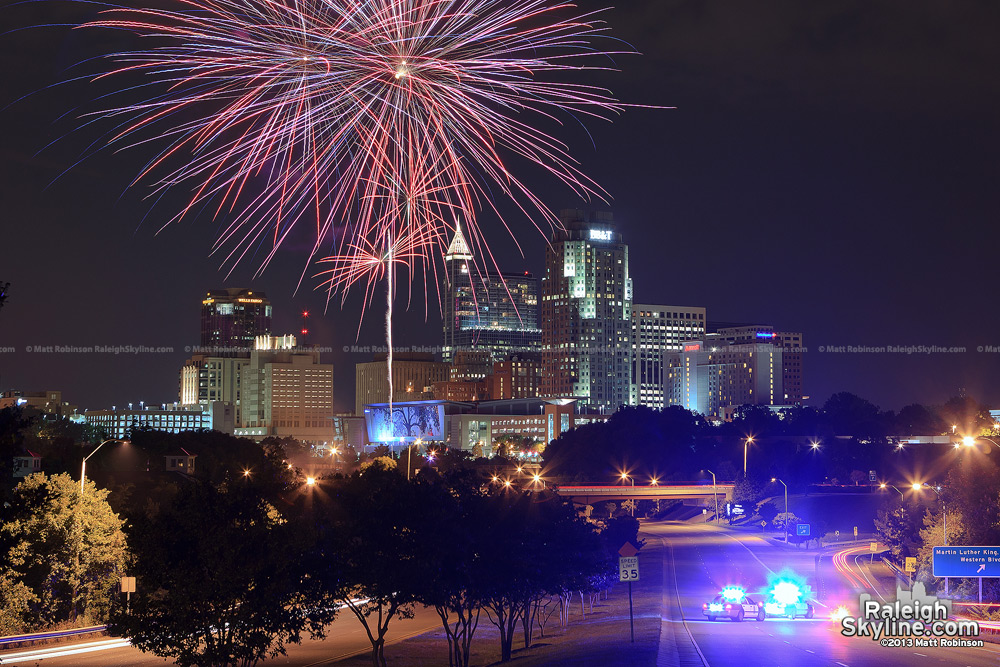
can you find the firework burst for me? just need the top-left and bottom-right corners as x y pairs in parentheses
(84, 0), (630, 278)
(79, 0), (640, 407)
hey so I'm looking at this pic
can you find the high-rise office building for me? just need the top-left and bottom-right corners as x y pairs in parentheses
(666, 335), (783, 420)
(441, 224), (541, 362)
(237, 335), (335, 443)
(713, 325), (804, 405)
(179, 356), (251, 423)
(354, 352), (450, 415)
(200, 288), (272, 353)
(541, 210), (633, 413)
(630, 305), (707, 409)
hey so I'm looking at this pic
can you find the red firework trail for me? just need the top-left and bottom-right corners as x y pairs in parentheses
(81, 0), (638, 302)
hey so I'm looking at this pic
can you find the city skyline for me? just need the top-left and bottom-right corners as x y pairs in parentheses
(2, 1), (999, 413)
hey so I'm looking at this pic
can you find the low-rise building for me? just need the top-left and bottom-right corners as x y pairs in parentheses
(361, 397), (607, 454)
(85, 402), (235, 439)
(0, 390), (77, 417)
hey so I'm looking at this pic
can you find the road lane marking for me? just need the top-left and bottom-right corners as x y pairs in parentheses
(664, 538), (709, 666)
(913, 653), (927, 657)
(836, 662), (849, 666)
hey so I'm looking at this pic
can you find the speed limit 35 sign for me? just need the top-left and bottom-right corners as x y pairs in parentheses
(619, 556), (639, 582)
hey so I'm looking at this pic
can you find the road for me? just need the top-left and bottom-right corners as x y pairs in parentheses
(649, 520), (1000, 666)
(0, 607), (441, 666)
(6, 521), (1000, 666)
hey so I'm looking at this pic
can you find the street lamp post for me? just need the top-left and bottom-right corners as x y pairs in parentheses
(772, 477), (788, 543)
(707, 469), (720, 523)
(879, 483), (905, 500)
(81, 439), (128, 494)
(621, 472), (635, 516)
(743, 436), (755, 475)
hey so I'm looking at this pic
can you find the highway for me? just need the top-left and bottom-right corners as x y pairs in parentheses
(648, 520), (1000, 666)
(5, 520), (1000, 666)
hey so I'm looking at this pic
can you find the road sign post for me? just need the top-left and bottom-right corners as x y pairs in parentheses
(854, 526), (858, 538)
(121, 576), (136, 612)
(619, 543), (640, 643)
(905, 556), (917, 585)
(870, 541), (878, 563)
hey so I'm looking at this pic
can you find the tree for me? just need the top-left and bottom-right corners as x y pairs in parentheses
(415, 471), (489, 667)
(875, 504), (920, 561)
(0, 473), (127, 626)
(0, 571), (36, 635)
(849, 469), (867, 486)
(757, 501), (779, 526)
(476, 491), (610, 662)
(313, 467), (447, 667)
(732, 475), (765, 504)
(109, 481), (326, 667)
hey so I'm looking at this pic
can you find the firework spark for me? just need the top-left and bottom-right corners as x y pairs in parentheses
(84, 0), (630, 278)
(79, 0), (640, 409)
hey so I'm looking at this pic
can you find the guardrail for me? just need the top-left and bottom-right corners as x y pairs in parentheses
(0, 625), (107, 647)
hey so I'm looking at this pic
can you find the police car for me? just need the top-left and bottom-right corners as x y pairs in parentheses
(763, 580), (815, 619)
(702, 586), (766, 622)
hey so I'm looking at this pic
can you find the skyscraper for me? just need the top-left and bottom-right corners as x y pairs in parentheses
(665, 335), (783, 420)
(200, 288), (272, 353)
(441, 224), (541, 362)
(713, 325), (804, 405)
(541, 210), (633, 413)
(631, 305), (707, 409)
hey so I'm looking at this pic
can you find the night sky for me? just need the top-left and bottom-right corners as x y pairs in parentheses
(2, 1), (998, 415)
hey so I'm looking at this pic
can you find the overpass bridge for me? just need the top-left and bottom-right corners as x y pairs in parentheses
(554, 483), (736, 506)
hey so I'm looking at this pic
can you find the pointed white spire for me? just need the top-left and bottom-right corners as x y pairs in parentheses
(445, 218), (473, 260)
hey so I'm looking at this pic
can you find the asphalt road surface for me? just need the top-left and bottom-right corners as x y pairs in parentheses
(0, 606), (442, 666)
(648, 520), (1000, 667)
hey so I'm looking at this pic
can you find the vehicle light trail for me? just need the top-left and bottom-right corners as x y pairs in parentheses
(0, 638), (131, 664)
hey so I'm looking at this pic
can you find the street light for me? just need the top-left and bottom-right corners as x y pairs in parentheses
(306, 476), (316, 486)
(744, 436), (755, 475)
(620, 472), (635, 517)
(707, 470), (720, 523)
(961, 436), (1000, 451)
(809, 439), (821, 451)
(772, 477), (788, 543)
(80, 439), (129, 494)
(914, 482), (948, 594)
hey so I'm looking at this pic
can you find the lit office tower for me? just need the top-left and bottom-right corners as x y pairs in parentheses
(541, 210), (633, 413)
(665, 334), (783, 420)
(713, 325), (804, 405)
(200, 288), (272, 352)
(441, 224), (541, 363)
(631, 305), (707, 409)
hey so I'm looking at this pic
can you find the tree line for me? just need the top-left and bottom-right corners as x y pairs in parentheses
(0, 418), (638, 667)
(543, 393), (995, 486)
